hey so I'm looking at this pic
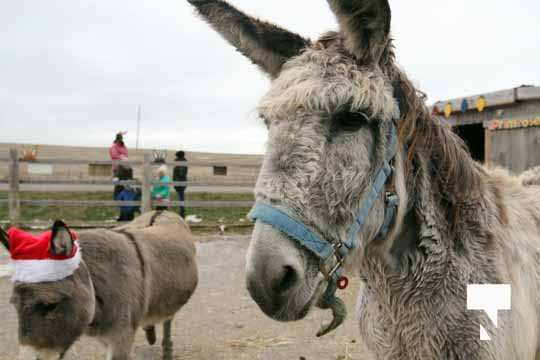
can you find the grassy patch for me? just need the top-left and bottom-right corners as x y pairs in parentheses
(0, 191), (253, 229)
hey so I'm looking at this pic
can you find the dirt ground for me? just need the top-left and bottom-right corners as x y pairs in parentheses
(0, 235), (367, 360)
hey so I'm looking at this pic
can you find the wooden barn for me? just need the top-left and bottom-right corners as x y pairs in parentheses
(432, 85), (540, 173)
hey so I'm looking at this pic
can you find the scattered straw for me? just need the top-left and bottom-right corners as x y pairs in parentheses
(225, 335), (291, 349)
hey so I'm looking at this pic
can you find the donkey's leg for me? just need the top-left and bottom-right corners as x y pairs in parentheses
(162, 319), (173, 360)
(106, 345), (132, 360)
(105, 331), (136, 360)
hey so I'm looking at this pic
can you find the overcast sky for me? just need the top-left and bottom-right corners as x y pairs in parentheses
(1, 0), (539, 154)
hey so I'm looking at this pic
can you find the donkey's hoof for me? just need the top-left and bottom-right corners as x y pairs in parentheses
(162, 340), (173, 360)
(162, 349), (173, 360)
(144, 326), (157, 345)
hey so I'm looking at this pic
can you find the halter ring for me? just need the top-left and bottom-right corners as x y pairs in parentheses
(320, 245), (346, 282)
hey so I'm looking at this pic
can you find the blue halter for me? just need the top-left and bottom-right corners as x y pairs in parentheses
(248, 121), (400, 306)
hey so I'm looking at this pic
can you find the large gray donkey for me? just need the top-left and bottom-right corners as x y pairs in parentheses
(188, 0), (540, 359)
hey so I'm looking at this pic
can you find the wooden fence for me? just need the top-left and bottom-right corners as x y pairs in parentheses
(0, 149), (259, 225)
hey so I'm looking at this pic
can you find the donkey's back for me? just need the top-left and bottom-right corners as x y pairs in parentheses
(78, 211), (198, 359)
(114, 211), (198, 324)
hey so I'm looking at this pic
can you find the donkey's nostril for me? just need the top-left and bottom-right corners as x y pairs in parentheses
(272, 265), (298, 295)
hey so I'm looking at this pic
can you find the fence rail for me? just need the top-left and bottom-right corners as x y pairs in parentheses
(0, 179), (254, 187)
(1, 149), (258, 225)
(0, 157), (260, 168)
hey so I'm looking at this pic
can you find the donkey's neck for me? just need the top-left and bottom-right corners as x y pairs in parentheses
(371, 118), (502, 282)
(366, 66), (501, 276)
(357, 136), (504, 357)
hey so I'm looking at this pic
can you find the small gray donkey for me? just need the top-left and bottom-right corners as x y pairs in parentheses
(0, 210), (198, 360)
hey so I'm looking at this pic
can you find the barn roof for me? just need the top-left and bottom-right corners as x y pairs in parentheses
(431, 85), (540, 116)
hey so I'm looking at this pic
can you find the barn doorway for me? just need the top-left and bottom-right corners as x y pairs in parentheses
(453, 123), (485, 163)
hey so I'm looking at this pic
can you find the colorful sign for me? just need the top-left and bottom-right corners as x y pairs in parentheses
(488, 117), (540, 131)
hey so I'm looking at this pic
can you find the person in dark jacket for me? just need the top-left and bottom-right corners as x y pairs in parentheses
(173, 151), (188, 218)
(113, 165), (133, 199)
(114, 166), (139, 221)
(116, 184), (141, 221)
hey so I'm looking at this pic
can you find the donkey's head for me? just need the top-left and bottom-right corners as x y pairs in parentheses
(189, 0), (408, 330)
(1, 222), (95, 359)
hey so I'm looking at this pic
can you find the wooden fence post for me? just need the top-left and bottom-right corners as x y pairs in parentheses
(8, 149), (21, 225)
(141, 153), (152, 213)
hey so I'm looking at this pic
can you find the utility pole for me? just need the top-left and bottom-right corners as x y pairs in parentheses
(136, 105), (141, 150)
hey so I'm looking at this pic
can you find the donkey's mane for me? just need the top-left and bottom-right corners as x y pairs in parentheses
(391, 68), (484, 201)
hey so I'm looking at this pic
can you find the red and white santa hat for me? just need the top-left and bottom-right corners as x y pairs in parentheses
(7, 227), (81, 283)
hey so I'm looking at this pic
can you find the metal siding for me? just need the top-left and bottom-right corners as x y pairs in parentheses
(517, 87), (540, 101)
(490, 127), (540, 173)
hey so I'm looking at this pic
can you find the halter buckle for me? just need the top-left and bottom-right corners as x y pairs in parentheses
(327, 257), (344, 278)
(320, 241), (346, 282)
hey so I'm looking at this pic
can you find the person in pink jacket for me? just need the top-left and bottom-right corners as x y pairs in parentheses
(110, 132), (129, 210)
(110, 132), (128, 174)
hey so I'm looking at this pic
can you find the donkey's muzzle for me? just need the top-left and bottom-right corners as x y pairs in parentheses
(246, 258), (302, 319)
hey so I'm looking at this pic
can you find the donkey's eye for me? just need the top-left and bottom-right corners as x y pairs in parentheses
(332, 111), (369, 133)
(35, 302), (59, 314)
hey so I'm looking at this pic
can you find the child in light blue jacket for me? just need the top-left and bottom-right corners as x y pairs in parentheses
(152, 165), (171, 210)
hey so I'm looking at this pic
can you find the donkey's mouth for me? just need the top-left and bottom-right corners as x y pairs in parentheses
(272, 295), (314, 322)
(249, 280), (322, 322)
(271, 277), (327, 322)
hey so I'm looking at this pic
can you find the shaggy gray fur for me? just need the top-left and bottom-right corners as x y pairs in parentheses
(520, 166), (540, 186)
(191, 0), (540, 359)
(2, 211), (197, 360)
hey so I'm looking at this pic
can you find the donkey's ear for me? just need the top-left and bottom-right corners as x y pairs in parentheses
(327, 0), (392, 64)
(187, 0), (310, 78)
(0, 227), (9, 252)
(50, 220), (74, 256)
